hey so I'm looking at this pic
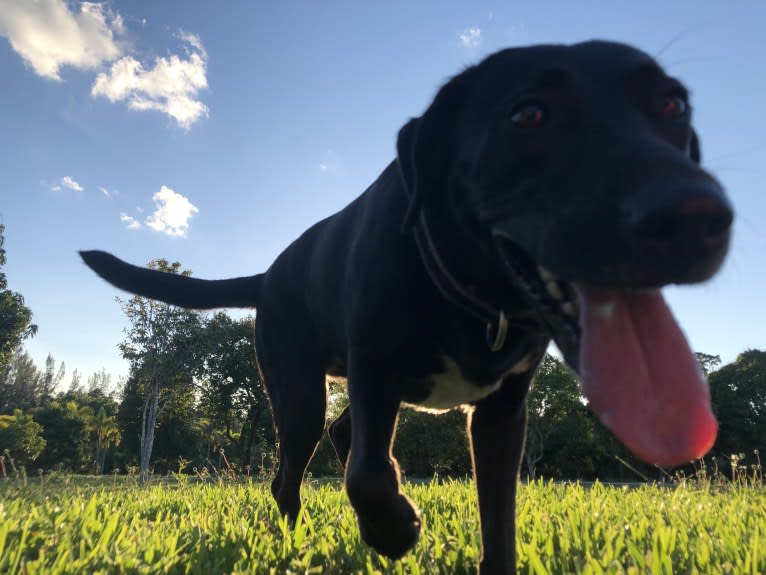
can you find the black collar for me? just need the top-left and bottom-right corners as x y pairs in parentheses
(404, 200), (577, 366)
(410, 209), (510, 352)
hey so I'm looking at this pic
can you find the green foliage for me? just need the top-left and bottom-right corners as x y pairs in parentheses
(195, 312), (273, 470)
(118, 258), (204, 481)
(0, 350), (41, 413)
(526, 356), (614, 480)
(709, 349), (766, 470)
(32, 401), (91, 471)
(394, 408), (471, 477)
(307, 434), (344, 477)
(89, 406), (121, 474)
(117, 373), (203, 472)
(115, 309), (277, 475)
(0, 478), (764, 573)
(0, 409), (46, 465)
(115, 374), (144, 462)
(0, 351), (62, 414)
(696, 352), (722, 376)
(0, 225), (37, 372)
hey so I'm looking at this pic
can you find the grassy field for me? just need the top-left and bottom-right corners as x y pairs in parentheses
(0, 476), (764, 574)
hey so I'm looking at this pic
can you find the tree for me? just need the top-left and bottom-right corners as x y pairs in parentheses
(118, 259), (203, 482)
(523, 355), (637, 480)
(87, 369), (112, 394)
(394, 407), (471, 477)
(32, 400), (91, 471)
(116, 374), (144, 465)
(0, 224), (37, 371)
(0, 409), (46, 466)
(58, 388), (122, 473)
(195, 312), (272, 470)
(709, 349), (766, 467)
(0, 348), (43, 413)
(68, 370), (82, 393)
(696, 352), (722, 377)
(89, 406), (121, 473)
(38, 354), (64, 403)
(524, 355), (591, 478)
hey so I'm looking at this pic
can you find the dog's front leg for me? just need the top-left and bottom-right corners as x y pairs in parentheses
(470, 374), (532, 575)
(344, 358), (421, 559)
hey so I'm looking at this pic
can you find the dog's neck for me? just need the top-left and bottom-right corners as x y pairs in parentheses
(409, 205), (547, 353)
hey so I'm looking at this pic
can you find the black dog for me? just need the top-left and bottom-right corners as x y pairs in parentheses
(81, 40), (732, 574)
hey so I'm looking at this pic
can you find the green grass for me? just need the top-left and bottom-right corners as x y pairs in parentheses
(1, 477), (764, 574)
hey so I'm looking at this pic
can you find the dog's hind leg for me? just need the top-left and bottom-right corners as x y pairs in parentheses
(344, 356), (421, 559)
(255, 319), (327, 523)
(328, 405), (351, 467)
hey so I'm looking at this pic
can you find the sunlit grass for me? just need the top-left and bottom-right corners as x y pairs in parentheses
(0, 477), (764, 574)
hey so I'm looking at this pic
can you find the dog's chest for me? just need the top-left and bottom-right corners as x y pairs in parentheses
(410, 353), (535, 412)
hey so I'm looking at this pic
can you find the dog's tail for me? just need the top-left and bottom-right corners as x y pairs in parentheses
(79, 250), (262, 309)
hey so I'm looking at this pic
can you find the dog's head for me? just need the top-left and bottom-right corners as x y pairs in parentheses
(397, 40), (733, 466)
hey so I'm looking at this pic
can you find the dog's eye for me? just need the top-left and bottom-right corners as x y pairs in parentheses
(660, 94), (687, 120)
(510, 102), (546, 130)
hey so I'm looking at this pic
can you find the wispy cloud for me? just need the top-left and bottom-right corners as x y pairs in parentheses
(60, 175), (84, 191)
(318, 149), (340, 174)
(120, 213), (141, 230)
(0, 0), (124, 81)
(459, 27), (482, 48)
(91, 32), (209, 130)
(144, 186), (198, 237)
(99, 186), (117, 198)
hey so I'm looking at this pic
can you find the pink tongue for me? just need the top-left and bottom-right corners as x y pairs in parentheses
(575, 286), (717, 466)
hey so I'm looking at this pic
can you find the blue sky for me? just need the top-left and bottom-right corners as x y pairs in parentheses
(1, 1), (764, 387)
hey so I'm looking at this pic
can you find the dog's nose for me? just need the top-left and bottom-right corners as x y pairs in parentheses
(627, 181), (733, 249)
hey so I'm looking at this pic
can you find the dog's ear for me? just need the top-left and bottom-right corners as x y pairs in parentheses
(397, 117), (420, 196)
(688, 129), (701, 164)
(397, 73), (472, 232)
(397, 117), (425, 231)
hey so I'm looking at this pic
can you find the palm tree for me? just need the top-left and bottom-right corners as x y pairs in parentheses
(88, 407), (121, 474)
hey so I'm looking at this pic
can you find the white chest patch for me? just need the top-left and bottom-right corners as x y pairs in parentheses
(412, 354), (535, 413)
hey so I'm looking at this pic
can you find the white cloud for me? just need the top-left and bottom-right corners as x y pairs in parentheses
(177, 30), (207, 59)
(99, 186), (120, 198)
(60, 176), (84, 191)
(91, 33), (209, 129)
(459, 27), (482, 48)
(0, 3), (208, 130)
(0, 0), (124, 81)
(110, 13), (126, 36)
(144, 186), (198, 237)
(317, 149), (340, 174)
(120, 212), (141, 230)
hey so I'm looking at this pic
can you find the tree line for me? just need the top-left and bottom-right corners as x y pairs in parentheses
(1, 225), (764, 481)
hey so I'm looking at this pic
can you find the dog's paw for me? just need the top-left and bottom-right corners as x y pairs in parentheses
(356, 492), (421, 559)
